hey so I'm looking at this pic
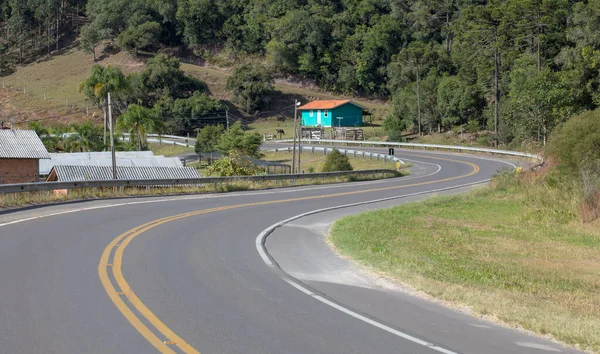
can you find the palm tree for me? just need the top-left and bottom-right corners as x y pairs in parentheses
(79, 65), (130, 149)
(118, 104), (163, 151)
(62, 122), (103, 152)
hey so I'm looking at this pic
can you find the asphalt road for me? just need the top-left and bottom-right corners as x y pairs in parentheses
(0, 148), (583, 354)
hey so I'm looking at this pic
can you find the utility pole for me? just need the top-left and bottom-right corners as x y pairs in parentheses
(103, 97), (107, 151)
(292, 99), (298, 174)
(298, 114), (302, 173)
(108, 92), (117, 180)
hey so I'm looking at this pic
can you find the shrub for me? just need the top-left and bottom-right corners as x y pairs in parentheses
(476, 135), (492, 147)
(321, 149), (353, 172)
(195, 125), (225, 154)
(465, 119), (480, 133)
(216, 122), (262, 158)
(547, 109), (600, 174)
(206, 153), (264, 176)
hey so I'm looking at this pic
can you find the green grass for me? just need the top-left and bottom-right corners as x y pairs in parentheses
(148, 143), (194, 157)
(329, 176), (600, 353)
(262, 151), (402, 172)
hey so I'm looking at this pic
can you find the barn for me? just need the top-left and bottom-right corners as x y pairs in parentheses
(299, 100), (365, 128)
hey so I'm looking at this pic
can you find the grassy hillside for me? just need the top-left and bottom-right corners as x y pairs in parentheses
(0, 49), (391, 136)
(0, 47), (143, 125)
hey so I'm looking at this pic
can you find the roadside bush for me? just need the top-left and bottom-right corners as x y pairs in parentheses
(547, 109), (600, 221)
(476, 134), (492, 147)
(465, 119), (480, 133)
(383, 115), (406, 142)
(321, 149), (353, 172)
(207, 153), (264, 176)
(216, 122), (262, 158)
(195, 125), (225, 154)
(547, 109), (600, 174)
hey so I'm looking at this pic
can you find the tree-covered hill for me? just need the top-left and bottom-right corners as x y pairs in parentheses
(2, 0), (600, 146)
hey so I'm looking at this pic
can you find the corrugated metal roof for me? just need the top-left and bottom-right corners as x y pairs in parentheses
(39, 152), (183, 175)
(0, 130), (50, 159)
(298, 100), (351, 110)
(50, 165), (201, 182)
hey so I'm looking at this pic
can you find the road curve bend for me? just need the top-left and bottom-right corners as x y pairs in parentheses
(0, 148), (581, 354)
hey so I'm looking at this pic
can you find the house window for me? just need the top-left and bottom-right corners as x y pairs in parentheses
(324, 110), (329, 117)
(310, 110), (314, 117)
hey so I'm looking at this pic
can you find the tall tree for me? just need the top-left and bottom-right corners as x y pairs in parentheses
(391, 41), (437, 135)
(79, 65), (130, 149)
(225, 63), (273, 113)
(506, 60), (575, 145)
(455, 0), (514, 145)
(118, 104), (163, 151)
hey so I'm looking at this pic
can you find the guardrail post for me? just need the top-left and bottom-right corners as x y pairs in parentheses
(312, 147), (315, 154)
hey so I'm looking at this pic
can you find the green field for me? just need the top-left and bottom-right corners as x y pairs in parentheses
(148, 143), (194, 157)
(329, 182), (600, 352)
(262, 151), (400, 173)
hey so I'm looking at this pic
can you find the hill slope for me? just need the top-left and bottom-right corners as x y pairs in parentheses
(1, 49), (391, 133)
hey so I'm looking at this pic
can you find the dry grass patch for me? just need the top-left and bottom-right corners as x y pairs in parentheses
(0, 172), (399, 210)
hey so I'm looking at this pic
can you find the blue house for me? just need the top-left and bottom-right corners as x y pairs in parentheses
(299, 100), (364, 127)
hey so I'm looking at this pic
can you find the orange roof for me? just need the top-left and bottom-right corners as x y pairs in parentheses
(298, 100), (352, 110)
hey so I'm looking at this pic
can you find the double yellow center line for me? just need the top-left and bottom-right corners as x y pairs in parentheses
(98, 156), (480, 353)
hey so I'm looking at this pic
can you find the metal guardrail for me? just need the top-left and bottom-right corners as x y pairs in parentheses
(268, 146), (406, 166)
(121, 136), (193, 148)
(130, 134), (542, 162)
(0, 170), (397, 194)
(273, 139), (543, 162)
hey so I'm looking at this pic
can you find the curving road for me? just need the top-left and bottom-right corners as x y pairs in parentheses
(0, 147), (582, 354)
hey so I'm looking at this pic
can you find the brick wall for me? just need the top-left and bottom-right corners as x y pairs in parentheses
(0, 158), (39, 184)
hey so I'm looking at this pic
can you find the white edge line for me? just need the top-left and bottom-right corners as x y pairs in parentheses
(0, 151), (513, 352)
(253, 181), (492, 353)
(252, 158), (518, 354)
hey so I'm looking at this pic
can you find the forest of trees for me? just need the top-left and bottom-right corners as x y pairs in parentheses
(3, 0), (600, 146)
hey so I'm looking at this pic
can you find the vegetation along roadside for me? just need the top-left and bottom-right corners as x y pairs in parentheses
(329, 109), (600, 353)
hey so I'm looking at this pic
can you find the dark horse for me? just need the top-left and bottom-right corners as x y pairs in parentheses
(276, 129), (285, 139)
